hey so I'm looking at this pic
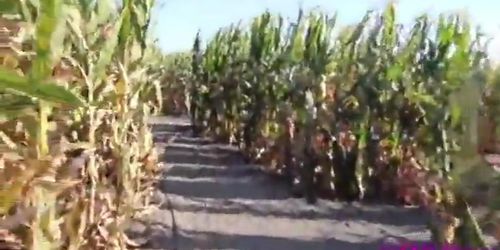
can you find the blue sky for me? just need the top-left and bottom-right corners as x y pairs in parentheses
(151, 0), (500, 61)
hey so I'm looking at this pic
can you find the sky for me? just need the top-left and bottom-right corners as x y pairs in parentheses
(150, 0), (500, 61)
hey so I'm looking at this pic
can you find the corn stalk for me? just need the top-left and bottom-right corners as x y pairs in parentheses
(187, 3), (494, 248)
(0, 0), (164, 249)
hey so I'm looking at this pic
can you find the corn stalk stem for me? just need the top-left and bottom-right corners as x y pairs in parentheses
(37, 101), (50, 158)
(88, 95), (97, 225)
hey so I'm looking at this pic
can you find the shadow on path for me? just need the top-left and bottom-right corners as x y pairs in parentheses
(144, 228), (390, 250)
(132, 116), (433, 250)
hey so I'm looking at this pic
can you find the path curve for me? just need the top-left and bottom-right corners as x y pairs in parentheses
(129, 116), (434, 250)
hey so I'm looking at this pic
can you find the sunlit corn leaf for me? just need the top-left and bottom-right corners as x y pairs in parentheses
(0, 67), (84, 107)
(0, 95), (37, 122)
(30, 0), (63, 82)
(92, 3), (127, 83)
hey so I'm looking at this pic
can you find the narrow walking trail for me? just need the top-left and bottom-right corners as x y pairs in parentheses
(128, 116), (433, 250)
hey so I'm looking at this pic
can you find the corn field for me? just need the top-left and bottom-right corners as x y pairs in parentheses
(0, 0), (164, 249)
(183, 3), (500, 248)
(1, 0), (500, 249)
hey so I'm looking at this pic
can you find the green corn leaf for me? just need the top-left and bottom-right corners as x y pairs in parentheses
(0, 67), (84, 107)
(92, 3), (127, 82)
(387, 64), (403, 81)
(118, 0), (132, 54)
(382, 2), (396, 47)
(78, 0), (94, 19)
(0, 0), (20, 14)
(0, 95), (37, 122)
(30, 0), (63, 81)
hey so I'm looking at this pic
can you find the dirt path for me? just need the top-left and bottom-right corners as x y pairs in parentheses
(128, 116), (437, 250)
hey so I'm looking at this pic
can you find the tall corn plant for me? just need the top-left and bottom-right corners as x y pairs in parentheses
(0, 0), (85, 249)
(0, 0), (163, 249)
(64, 0), (161, 248)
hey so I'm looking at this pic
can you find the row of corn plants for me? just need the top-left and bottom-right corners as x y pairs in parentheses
(478, 67), (500, 241)
(0, 0), (164, 249)
(186, 3), (499, 248)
